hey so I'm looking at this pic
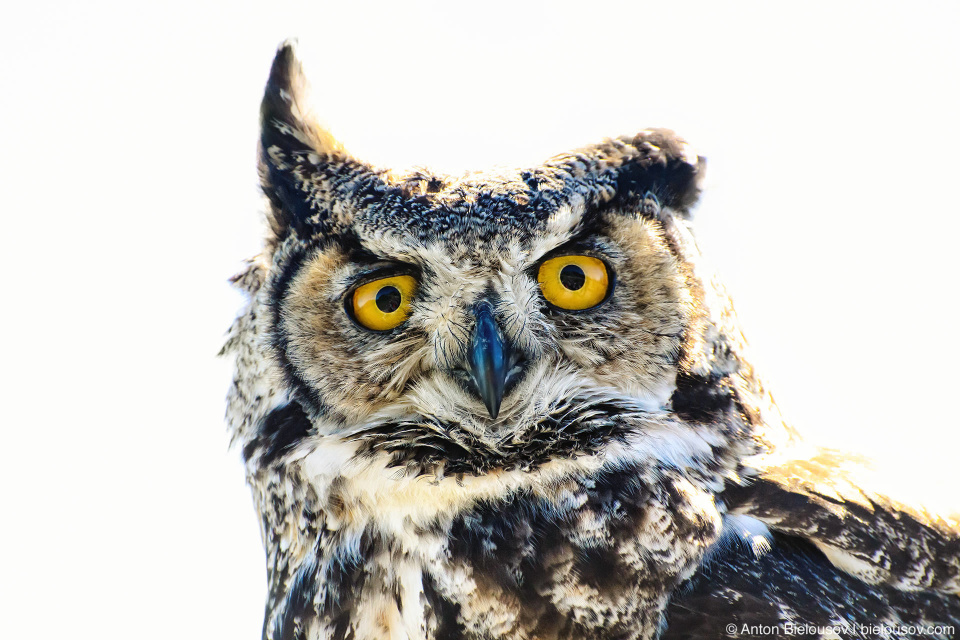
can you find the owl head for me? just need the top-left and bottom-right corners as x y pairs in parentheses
(238, 43), (743, 479)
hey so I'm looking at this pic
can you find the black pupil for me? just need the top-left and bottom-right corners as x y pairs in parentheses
(559, 264), (586, 291)
(375, 286), (402, 313)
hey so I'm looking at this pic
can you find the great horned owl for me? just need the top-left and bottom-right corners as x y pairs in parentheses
(223, 43), (960, 640)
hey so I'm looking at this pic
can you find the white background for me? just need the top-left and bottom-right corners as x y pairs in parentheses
(2, 2), (958, 638)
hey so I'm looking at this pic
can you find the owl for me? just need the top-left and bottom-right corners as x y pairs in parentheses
(223, 43), (960, 640)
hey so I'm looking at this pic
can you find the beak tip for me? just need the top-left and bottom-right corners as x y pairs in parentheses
(467, 303), (511, 421)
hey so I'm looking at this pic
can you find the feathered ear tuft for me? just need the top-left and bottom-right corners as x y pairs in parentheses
(260, 40), (343, 162)
(258, 41), (381, 244)
(547, 128), (705, 220)
(622, 128), (705, 218)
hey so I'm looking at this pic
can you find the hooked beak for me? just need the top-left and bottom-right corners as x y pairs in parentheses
(466, 302), (513, 419)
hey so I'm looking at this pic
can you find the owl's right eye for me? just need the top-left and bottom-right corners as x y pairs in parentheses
(350, 275), (418, 331)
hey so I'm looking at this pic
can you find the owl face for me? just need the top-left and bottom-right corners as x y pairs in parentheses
(255, 44), (707, 477)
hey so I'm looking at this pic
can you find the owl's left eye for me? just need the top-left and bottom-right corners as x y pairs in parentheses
(537, 255), (612, 311)
(350, 275), (418, 331)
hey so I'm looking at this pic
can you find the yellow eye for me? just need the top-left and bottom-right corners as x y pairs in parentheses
(351, 275), (417, 331)
(537, 255), (611, 311)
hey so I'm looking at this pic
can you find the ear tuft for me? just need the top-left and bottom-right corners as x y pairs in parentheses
(620, 128), (705, 218)
(543, 128), (706, 221)
(257, 41), (381, 245)
(260, 40), (342, 161)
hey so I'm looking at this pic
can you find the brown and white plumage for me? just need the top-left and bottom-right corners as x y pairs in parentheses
(222, 42), (960, 640)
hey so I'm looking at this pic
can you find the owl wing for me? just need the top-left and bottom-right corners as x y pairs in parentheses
(659, 448), (960, 638)
(662, 531), (960, 640)
(724, 447), (960, 595)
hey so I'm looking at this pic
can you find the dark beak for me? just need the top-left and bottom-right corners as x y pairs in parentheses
(466, 301), (512, 419)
